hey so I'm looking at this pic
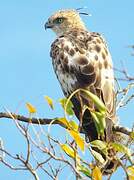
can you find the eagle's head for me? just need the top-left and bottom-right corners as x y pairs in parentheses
(45, 9), (86, 36)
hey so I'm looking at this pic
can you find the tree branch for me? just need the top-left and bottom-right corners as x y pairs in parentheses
(0, 112), (66, 128)
(0, 112), (133, 137)
(114, 60), (134, 82)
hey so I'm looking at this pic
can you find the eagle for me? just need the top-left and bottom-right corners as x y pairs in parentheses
(45, 9), (117, 174)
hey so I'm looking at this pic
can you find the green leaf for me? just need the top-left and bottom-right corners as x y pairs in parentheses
(91, 140), (107, 150)
(80, 89), (106, 113)
(91, 140), (107, 155)
(79, 165), (91, 178)
(130, 131), (134, 139)
(91, 149), (105, 164)
(111, 142), (131, 157)
(95, 112), (106, 130)
(59, 98), (74, 116)
(90, 112), (101, 133)
(90, 112), (105, 137)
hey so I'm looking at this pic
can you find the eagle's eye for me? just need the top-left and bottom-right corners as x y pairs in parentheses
(53, 17), (65, 25)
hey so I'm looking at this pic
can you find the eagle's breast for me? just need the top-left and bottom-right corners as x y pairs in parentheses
(50, 36), (78, 96)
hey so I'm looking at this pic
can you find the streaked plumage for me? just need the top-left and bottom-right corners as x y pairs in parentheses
(45, 9), (117, 174)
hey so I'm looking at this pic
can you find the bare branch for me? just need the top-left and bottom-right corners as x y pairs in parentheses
(114, 68), (134, 81)
(16, 154), (39, 180)
(114, 60), (134, 82)
(116, 83), (134, 110)
(118, 159), (129, 180)
(0, 159), (27, 171)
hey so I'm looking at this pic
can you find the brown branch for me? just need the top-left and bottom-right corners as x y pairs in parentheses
(0, 112), (132, 138)
(0, 112), (67, 128)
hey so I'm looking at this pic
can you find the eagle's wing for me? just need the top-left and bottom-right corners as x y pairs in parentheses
(50, 29), (116, 140)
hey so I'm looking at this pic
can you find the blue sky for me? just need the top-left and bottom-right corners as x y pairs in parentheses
(0, 0), (134, 179)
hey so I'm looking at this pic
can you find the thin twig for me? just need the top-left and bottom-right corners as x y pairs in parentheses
(16, 154), (39, 180)
(0, 159), (27, 171)
(114, 63), (134, 81)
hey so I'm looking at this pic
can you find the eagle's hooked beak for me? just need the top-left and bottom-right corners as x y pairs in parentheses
(44, 21), (53, 30)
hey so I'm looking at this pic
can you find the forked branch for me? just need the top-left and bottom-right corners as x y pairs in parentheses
(0, 112), (132, 136)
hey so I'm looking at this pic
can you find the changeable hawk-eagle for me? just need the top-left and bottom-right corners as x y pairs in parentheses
(45, 9), (117, 174)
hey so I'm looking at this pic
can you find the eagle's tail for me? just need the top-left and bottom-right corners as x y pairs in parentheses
(91, 145), (119, 174)
(83, 117), (130, 175)
(71, 96), (121, 175)
(101, 158), (119, 175)
(82, 115), (120, 175)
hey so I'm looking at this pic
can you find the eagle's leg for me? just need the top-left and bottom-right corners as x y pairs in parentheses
(82, 110), (98, 142)
(71, 96), (98, 142)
